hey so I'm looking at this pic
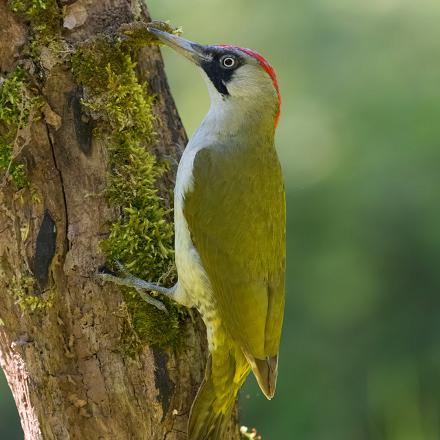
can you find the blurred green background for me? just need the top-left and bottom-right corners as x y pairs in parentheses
(2, 0), (440, 438)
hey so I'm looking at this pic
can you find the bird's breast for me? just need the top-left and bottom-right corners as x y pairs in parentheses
(173, 133), (213, 310)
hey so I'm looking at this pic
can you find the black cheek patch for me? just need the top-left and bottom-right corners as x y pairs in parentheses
(201, 61), (235, 96)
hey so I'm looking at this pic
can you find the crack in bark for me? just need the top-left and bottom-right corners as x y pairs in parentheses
(45, 123), (69, 252)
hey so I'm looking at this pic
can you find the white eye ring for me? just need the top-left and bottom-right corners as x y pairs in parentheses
(220, 56), (236, 69)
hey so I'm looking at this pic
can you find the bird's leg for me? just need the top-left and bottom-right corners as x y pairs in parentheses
(98, 261), (176, 313)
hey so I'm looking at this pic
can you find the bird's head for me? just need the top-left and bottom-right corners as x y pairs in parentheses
(149, 28), (281, 127)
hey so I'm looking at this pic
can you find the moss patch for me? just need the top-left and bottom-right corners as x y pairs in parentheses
(9, 0), (61, 41)
(0, 66), (40, 189)
(72, 38), (183, 352)
(9, 0), (64, 68)
(118, 20), (182, 47)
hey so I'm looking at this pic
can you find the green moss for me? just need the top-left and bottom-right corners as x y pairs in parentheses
(118, 21), (182, 47)
(9, 0), (61, 40)
(71, 39), (129, 92)
(0, 66), (39, 189)
(10, 274), (54, 312)
(0, 67), (28, 126)
(72, 38), (184, 351)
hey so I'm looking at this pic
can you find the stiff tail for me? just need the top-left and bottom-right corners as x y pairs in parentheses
(245, 353), (279, 399)
(188, 353), (249, 440)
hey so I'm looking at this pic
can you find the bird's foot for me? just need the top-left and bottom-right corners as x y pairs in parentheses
(98, 261), (176, 313)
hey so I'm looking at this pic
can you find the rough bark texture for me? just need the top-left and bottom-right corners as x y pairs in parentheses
(0, 1), (240, 439)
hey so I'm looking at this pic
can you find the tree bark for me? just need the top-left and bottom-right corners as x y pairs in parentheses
(0, 1), (240, 439)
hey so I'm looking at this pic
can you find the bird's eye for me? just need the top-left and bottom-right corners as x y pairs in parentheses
(220, 55), (236, 69)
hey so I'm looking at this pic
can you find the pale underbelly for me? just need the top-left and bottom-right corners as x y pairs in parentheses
(174, 207), (224, 350)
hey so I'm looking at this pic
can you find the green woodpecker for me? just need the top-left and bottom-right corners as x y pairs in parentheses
(103, 28), (285, 440)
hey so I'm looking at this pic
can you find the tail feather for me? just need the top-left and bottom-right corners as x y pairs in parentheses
(245, 353), (279, 399)
(189, 404), (230, 440)
(188, 354), (248, 440)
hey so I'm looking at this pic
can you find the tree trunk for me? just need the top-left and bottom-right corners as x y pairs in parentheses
(0, 1), (240, 439)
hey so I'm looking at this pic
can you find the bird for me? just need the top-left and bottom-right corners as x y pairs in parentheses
(103, 27), (285, 440)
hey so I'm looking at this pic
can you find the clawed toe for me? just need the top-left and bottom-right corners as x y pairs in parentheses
(97, 262), (170, 313)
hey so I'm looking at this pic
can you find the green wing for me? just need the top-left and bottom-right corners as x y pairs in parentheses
(183, 142), (285, 359)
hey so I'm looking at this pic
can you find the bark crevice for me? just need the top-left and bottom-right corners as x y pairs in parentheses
(45, 122), (69, 253)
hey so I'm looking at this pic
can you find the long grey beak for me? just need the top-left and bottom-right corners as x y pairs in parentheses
(147, 27), (209, 65)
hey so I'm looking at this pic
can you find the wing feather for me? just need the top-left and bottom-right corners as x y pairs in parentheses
(183, 141), (285, 359)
